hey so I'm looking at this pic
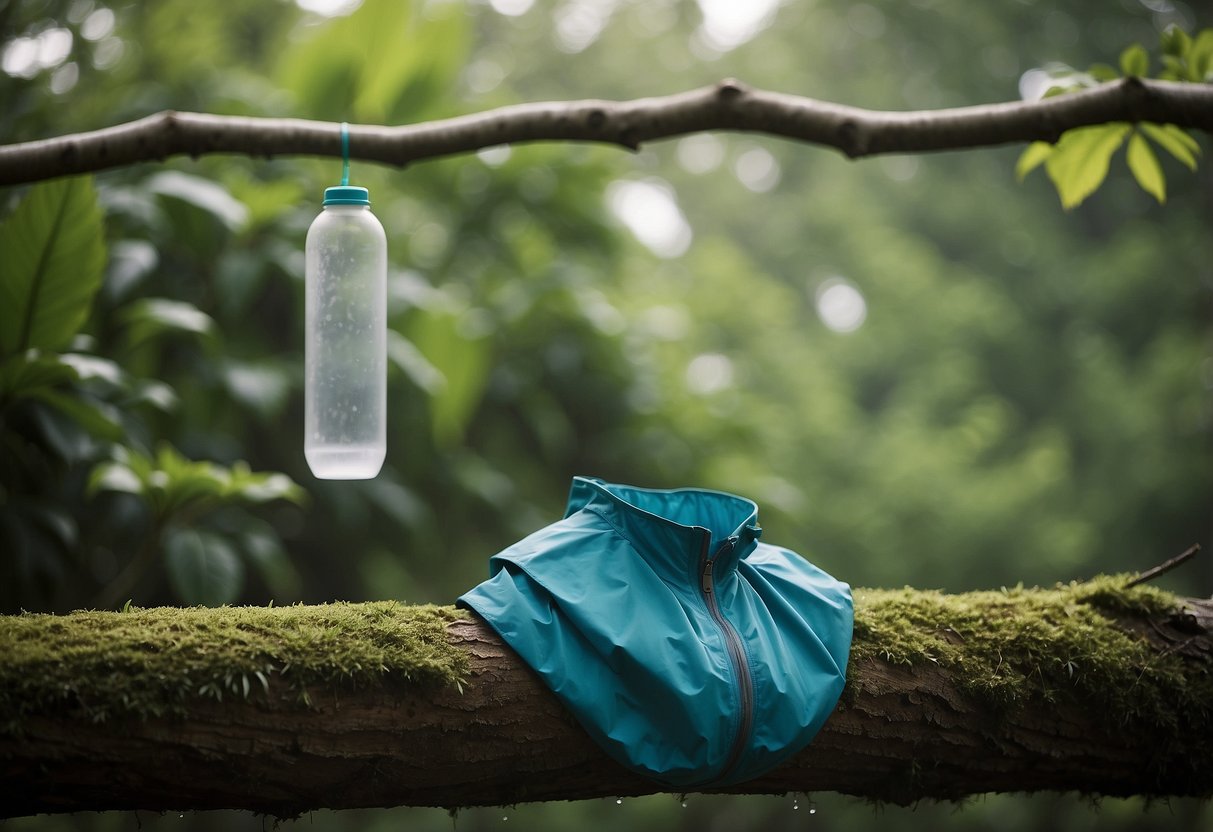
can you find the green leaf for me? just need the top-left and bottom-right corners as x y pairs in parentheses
(0, 351), (79, 399)
(220, 360), (291, 421)
(1140, 123), (1200, 171)
(224, 462), (306, 505)
(1126, 132), (1166, 203)
(386, 329), (446, 394)
(88, 462), (144, 497)
(1159, 54), (1186, 81)
(30, 389), (124, 442)
(165, 529), (244, 606)
(1119, 43), (1149, 77)
(0, 177), (106, 358)
(1086, 63), (1119, 82)
(407, 307), (491, 447)
(58, 353), (124, 385)
(277, 0), (470, 124)
(240, 521), (302, 599)
(1190, 29), (1213, 81)
(125, 379), (179, 412)
(146, 171), (249, 232)
(1161, 25), (1191, 59)
(1016, 142), (1053, 182)
(1044, 123), (1133, 209)
(26, 400), (104, 464)
(120, 298), (216, 349)
(225, 178), (304, 231)
(104, 240), (159, 302)
(154, 450), (229, 514)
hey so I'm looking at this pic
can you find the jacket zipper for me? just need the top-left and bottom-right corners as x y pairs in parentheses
(699, 533), (754, 783)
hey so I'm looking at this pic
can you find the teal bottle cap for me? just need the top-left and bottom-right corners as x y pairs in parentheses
(323, 186), (370, 206)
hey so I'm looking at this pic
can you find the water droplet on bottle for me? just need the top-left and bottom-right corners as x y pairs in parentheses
(681, 801), (688, 808)
(615, 798), (623, 805)
(810, 807), (817, 814)
(502, 816), (508, 822)
(793, 798), (799, 810)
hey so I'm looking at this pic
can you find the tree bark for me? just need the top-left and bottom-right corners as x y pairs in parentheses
(1, 586), (1211, 818)
(1, 78), (1211, 186)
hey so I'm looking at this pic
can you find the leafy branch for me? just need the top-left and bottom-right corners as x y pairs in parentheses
(1017, 26), (1210, 208)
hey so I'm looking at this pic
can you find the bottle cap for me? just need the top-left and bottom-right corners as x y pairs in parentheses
(323, 186), (370, 206)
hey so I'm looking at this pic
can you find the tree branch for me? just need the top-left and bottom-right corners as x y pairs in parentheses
(1, 580), (1211, 817)
(2, 78), (1212, 186)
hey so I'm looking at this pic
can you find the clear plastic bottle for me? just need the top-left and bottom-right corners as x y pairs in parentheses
(305, 186), (386, 480)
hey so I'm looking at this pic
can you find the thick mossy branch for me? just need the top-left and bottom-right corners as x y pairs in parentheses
(1, 577), (1201, 734)
(851, 577), (1196, 714)
(0, 602), (469, 731)
(1, 577), (1212, 814)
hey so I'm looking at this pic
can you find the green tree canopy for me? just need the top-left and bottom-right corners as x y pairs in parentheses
(1, 0), (1211, 830)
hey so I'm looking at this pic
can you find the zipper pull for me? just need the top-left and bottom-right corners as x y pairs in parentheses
(701, 559), (714, 594)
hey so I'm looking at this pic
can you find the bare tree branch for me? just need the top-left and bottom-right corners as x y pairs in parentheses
(1, 78), (1211, 186)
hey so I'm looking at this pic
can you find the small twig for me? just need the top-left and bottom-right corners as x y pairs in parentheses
(1127, 543), (1202, 588)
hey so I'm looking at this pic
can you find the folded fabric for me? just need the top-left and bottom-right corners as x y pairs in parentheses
(457, 476), (853, 787)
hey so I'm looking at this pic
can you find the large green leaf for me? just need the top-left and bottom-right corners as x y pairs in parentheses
(146, 171), (249, 232)
(120, 298), (216, 349)
(165, 529), (244, 606)
(407, 308), (491, 447)
(277, 0), (470, 123)
(0, 177), (106, 358)
(1015, 142), (1053, 182)
(1126, 132), (1166, 203)
(1119, 43), (1149, 76)
(0, 352), (79, 400)
(1191, 29), (1213, 80)
(1044, 123), (1132, 210)
(1140, 123), (1200, 171)
(30, 389), (125, 442)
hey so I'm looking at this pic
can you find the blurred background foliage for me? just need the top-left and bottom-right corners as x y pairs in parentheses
(1, 0), (1210, 829)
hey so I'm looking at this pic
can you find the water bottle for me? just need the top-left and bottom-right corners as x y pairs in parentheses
(304, 185), (386, 480)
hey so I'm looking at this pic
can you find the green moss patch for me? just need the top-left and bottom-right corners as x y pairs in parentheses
(850, 576), (1209, 730)
(0, 602), (468, 731)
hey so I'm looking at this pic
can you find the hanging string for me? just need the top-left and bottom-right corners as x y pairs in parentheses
(340, 121), (350, 186)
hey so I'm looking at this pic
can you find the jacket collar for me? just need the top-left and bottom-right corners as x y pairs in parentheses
(565, 477), (762, 579)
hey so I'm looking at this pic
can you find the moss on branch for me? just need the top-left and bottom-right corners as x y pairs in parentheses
(1, 576), (1209, 753)
(850, 576), (1213, 760)
(2, 577), (1213, 811)
(0, 601), (469, 732)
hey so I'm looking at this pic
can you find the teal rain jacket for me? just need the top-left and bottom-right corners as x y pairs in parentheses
(457, 477), (853, 787)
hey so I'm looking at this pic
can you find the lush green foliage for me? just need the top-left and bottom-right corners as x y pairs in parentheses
(0, 176), (305, 609)
(1, 0), (1211, 829)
